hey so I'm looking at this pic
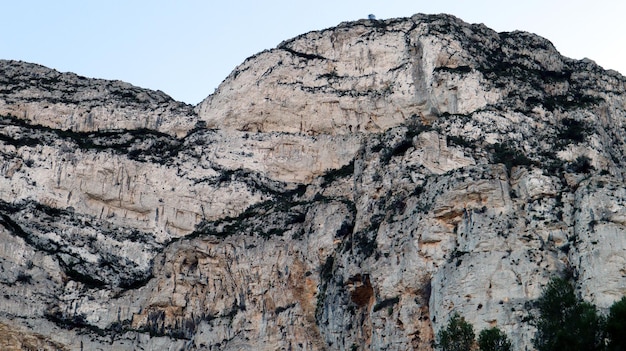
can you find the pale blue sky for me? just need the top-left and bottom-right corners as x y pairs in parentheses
(1, 0), (624, 104)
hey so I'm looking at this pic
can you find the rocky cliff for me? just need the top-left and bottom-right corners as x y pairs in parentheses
(1, 13), (626, 350)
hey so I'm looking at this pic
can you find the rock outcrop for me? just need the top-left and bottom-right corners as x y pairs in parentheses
(1, 13), (626, 350)
(0, 60), (197, 137)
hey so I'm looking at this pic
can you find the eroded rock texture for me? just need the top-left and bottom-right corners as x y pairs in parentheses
(1, 13), (626, 350)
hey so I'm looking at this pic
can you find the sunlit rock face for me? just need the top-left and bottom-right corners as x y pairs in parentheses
(1, 13), (626, 350)
(0, 60), (198, 137)
(195, 15), (502, 135)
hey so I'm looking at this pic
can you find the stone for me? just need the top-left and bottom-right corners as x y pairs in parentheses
(0, 12), (625, 351)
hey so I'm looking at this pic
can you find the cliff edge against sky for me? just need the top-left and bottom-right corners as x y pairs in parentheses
(1, 13), (625, 350)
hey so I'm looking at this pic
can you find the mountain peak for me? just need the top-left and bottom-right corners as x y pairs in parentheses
(1, 13), (626, 350)
(194, 13), (608, 137)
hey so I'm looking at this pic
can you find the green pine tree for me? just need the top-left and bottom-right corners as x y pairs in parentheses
(478, 327), (511, 351)
(437, 312), (475, 351)
(606, 296), (626, 351)
(532, 277), (604, 351)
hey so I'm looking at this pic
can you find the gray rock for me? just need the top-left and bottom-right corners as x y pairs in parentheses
(1, 12), (625, 350)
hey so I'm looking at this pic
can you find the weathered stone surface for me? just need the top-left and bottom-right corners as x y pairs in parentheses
(0, 60), (197, 137)
(0, 322), (68, 351)
(196, 15), (501, 135)
(1, 13), (626, 351)
(572, 178), (626, 308)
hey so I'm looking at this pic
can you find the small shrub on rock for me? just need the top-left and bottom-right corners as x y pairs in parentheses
(437, 313), (475, 351)
(478, 327), (511, 351)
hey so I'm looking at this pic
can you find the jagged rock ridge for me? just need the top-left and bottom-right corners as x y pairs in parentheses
(1, 13), (626, 350)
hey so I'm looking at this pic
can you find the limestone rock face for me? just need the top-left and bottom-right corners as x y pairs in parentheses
(196, 15), (501, 135)
(0, 60), (197, 137)
(1, 13), (626, 351)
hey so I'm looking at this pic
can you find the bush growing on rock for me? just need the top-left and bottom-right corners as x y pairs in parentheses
(478, 327), (512, 351)
(436, 313), (475, 351)
(437, 313), (513, 351)
(605, 296), (626, 351)
(532, 277), (605, 351)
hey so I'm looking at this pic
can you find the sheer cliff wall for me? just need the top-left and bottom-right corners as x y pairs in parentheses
(1, 13), (625, 350)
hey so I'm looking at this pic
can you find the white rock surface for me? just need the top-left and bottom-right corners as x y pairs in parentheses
(0, 13), (625, 351)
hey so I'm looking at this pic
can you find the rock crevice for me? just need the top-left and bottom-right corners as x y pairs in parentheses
(0, 13), (625, 350)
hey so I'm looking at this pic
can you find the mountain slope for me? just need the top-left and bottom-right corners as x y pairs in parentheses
(1, 13), (625, 350)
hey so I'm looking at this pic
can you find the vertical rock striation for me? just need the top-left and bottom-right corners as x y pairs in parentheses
(1, 13), (625, 350)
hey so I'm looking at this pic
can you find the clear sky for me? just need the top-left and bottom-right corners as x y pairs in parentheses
(1, 0), (624, 104)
